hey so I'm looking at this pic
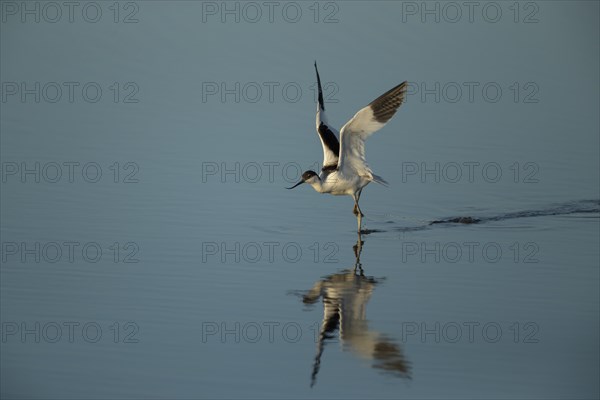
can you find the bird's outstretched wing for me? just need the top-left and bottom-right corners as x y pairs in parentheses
(314, 62), (340, 171)
(338, 81), (407, 181)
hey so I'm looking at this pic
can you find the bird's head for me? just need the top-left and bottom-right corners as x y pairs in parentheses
(287, 170), (320, 189)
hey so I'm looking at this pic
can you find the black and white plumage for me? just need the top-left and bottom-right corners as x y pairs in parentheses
(288, 62), (407, 232)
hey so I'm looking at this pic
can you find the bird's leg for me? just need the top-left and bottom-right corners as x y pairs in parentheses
(352, 191), (364, 233)
(354, 203), (364, 218)
(353, 204), (364, 217)
(352, 189), (364, 217)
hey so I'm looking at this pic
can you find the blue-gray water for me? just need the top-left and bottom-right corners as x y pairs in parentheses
(1, 1), (599, 399)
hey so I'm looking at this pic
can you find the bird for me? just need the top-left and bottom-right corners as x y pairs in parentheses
(287, 62), (407, 232)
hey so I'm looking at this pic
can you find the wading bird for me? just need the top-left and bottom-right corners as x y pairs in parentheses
(287, 62), (407, 232)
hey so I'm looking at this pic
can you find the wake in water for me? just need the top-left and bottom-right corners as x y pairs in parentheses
(365, 199), (600, 234)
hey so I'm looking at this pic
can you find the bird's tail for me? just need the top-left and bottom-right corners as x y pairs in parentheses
(372, 174), (389, 186)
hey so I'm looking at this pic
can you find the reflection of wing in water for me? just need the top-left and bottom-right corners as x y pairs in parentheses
(302, 234), (410, 387)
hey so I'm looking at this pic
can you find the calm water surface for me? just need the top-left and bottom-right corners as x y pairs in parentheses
(1, 1), (599, 398)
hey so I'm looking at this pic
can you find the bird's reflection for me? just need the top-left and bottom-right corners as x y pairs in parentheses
(302, 232), (411, 387)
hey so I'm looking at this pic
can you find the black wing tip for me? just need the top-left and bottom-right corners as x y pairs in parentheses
(314, 62), (324, 111)
(370, 81), (408, 124)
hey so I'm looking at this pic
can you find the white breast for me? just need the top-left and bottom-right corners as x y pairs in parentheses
(319, 170), (370, 196)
